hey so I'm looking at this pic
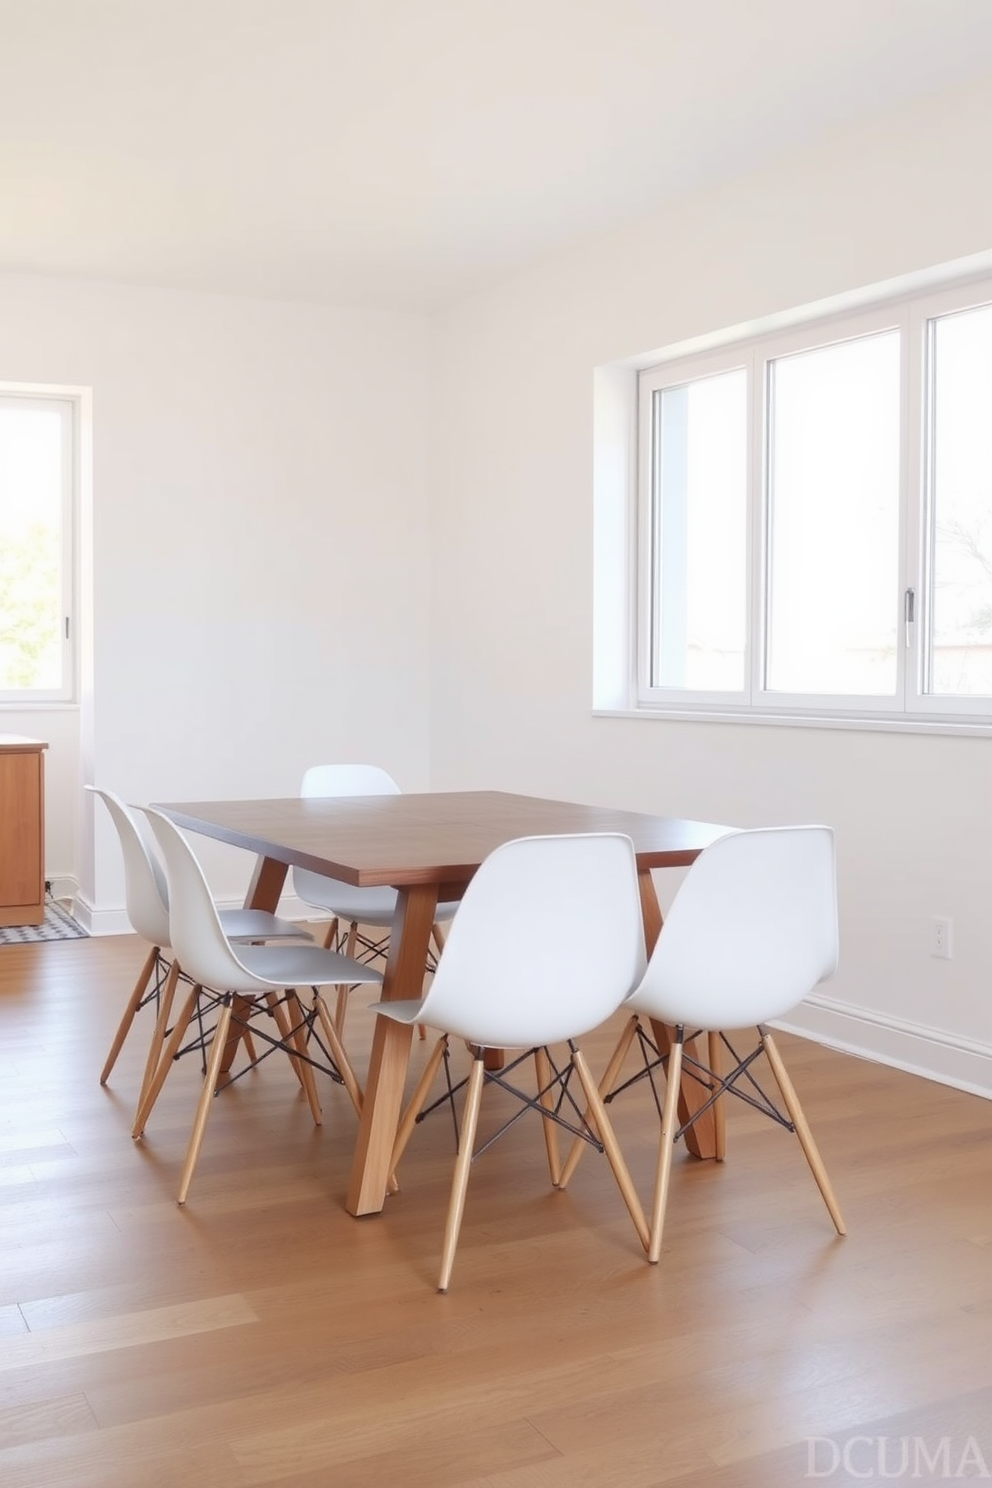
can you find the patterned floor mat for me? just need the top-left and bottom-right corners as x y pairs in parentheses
(0, 901), (88, 945)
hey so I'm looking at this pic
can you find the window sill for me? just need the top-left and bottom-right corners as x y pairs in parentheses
(593, 706), (992, 739)
(0, 700), (80, 712)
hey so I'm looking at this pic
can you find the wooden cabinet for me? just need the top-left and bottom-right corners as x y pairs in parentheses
(0, 735), (47, 926)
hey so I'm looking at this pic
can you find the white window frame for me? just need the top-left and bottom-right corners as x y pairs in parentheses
(0, 387), (77, 704)
(637, 344), (754, 710)
(908, 280), (992, 721)
(633, 276), (992, 728)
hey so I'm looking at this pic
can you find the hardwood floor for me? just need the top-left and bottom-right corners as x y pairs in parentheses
(1, 932), (990, 1487)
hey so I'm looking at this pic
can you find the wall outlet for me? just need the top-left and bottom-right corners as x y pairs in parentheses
(930, 916), (953, 959)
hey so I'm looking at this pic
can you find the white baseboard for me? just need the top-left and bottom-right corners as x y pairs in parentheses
(71, 896), (131, 936)
(74, 891), (322, 940)
(775, 992), (992, 1101)
(46, 873), (79, 906)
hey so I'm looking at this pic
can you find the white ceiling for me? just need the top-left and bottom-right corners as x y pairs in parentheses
(3, 0), (992, 313)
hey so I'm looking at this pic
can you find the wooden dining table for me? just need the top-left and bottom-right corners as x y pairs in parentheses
(156, 790), (734, 1216)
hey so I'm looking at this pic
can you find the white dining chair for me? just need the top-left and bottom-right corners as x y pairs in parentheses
(88, 785), (313, 1113)
(372, 831), (650, 1291)
(292, 764), (459, 1035)
(590, 824), (846, 1263)
(134, 808), (385, 1205)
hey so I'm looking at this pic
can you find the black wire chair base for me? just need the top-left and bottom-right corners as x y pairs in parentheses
(326, 924), (442, 983)
(607, 1023), (796, 1143)
(416, 1037), (467, 1149)
(150, 955), (212, 1075)
(417, 1037), (607, 1164)
(169, 988), (348, 1095)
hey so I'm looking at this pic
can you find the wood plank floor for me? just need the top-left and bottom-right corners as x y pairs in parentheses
(1, 932), (990, 1486)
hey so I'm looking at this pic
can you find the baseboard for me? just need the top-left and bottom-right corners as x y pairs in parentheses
(70, 894), (127, 936)
(46, 873), (79, 906)
(74, 891), (322, 939)
(775, 992), (992, 1101)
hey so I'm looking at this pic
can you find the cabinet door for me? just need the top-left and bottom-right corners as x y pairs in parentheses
(0, 750), (43, 909)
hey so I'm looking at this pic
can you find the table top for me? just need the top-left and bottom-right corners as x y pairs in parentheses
(155, 790), (732, 889)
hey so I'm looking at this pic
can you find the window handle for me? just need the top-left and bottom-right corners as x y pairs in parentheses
(904, 588), (915, 646)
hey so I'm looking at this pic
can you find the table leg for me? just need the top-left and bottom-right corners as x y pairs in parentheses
(245, 854), (289, 913)
(638, 869), (718, 1162)
(346, 882), (438, 1216)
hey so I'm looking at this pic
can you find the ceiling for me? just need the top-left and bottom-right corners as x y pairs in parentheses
(3, 0), (992, 313)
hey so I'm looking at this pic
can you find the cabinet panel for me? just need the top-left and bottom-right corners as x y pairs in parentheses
(0, 737), (46, 925)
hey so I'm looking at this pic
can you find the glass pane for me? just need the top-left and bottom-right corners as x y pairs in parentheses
(928, 303), (992, 696)
(0, 404), (64, 692)
(766, 332), (900, 695)
(651, 369), (747, 690)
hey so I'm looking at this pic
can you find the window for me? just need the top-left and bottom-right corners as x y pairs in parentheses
(635, 277), (992, 724)
(926, 301), (992, 698)
(0, 392), (75, 702)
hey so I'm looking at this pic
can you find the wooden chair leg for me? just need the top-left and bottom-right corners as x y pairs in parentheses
(177, 999), (233, 1205)
(100, 944), (160, 1084)
(314, 995), (365, 1118)
(648, 1027), (684, 1263)
(707, 1029), (727, 1162)
(286, 992), (322, 1126)
(438, 1053), (485, 1293)
(572, 1047), (649, 1253)
(761, 1029), (846, 1236)
(135, 959), (181, 1118)
(132, 983), (201, 1137)
(533, 1045), (561, 1187)
(388, 1034), (448, 1197)
(333, 921), (360, 1035)
(320, 917), (340, 951)
(422, 922), (447, 1041)
(391, 1034), (447, 1169)
(257, 990), (305, 1090)
(559, 1014), (639, 1187)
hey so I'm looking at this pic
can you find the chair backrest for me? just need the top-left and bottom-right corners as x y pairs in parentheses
(294, 764), (401, 903)
(417, 833), (646, 1049)
(141, 808), (257, 992)
(299, 764), (401, 800)
(86, 785), (172, 948)
(628, 825), (838, 1029)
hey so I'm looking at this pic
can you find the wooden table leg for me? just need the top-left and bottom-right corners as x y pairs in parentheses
(346, 883), (438, 1217)
(638, 869), (717, 1162)
(245, 855), (288, 913)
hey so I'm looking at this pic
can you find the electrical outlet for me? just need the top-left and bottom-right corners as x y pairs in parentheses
(931, 916), (953, 959)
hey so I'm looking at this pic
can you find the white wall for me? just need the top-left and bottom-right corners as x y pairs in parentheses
(429, 71), (992, 1095)
(0, 273), (432, 923)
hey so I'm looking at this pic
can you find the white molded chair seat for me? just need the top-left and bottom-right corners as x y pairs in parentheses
(87, 785), (312, 1112)
(587, 824), (846, 1263)
(135, 808), (384, 1204)
(292, 764), (459, 1035)
(372, 831), (651, 1291)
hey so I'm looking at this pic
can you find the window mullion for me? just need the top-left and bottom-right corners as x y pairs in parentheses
(902, 302), (926, 712)
(748, 348), (767, 707)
